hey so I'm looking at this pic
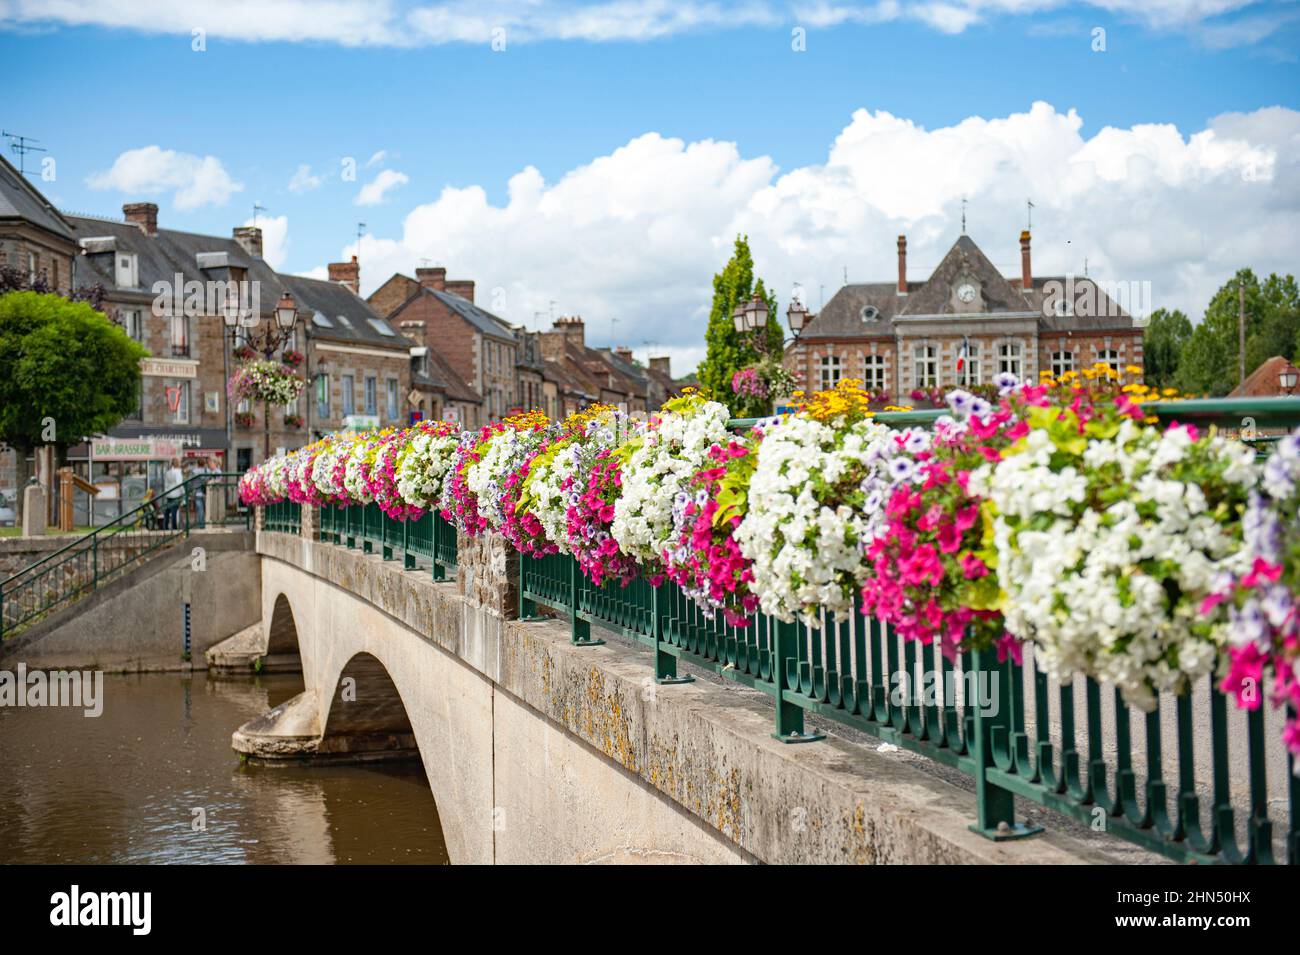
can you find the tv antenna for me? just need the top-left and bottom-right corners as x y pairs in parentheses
(1026, 198), (1035, 231)
(356, 221), (367, 258)
(3, 131), (45, 176)
(252, 202), (266, 227)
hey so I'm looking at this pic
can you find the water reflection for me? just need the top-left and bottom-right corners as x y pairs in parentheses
(0, 672), (449, 864)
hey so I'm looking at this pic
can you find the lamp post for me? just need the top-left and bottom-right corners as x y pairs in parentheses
(1281, 367), (1299, 396)
(224, 290), (300, 460)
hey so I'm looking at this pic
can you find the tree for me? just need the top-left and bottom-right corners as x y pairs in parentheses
(1175, 269), (1300, 396)
(1142, 307), (1192, 390)
(696, 235), (782, 416)
(0, 291), (147, 519)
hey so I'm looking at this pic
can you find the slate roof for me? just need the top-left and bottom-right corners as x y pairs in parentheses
(0, 153), (74, 241)
(399, 286), (516, 341)
(280, 272), (410, 349)
(800, 234), (1136, 339)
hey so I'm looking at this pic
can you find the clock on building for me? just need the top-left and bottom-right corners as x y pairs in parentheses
(956, 282), (977, 303)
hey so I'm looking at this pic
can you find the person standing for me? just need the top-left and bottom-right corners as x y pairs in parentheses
(189, 458), (207, 529)
(162, 458), (184, 530)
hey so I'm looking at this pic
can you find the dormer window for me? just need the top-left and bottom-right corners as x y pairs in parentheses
(860, 305), (880, 323)
(1053, 297), (1074, 318)
(115, 252), (139, 288)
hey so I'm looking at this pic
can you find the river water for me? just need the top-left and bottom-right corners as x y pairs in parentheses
(0, 673), (449, 864)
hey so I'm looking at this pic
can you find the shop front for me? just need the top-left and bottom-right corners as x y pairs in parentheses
(70, 429), (229, 525)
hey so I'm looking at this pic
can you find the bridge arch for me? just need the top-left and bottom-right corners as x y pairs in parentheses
(262, 592), (303, 670)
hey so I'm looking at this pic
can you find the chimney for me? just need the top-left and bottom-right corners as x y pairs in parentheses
(552, 315), (585, 348)
(445, 279), (475, 303)
(124, 202), (158, 236)
(1020, 230), (1032, 289)
(649, 356), (671, 376)
(416, 266), (446, 291)
(329, 255), (360, 295)
(897, 235), (907, 294)
(614, 346), (634, 363)
(233, 225), (263, 259)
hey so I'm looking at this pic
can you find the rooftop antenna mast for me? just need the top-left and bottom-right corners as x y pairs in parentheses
(356, 221), (367, 262)
(961, 197), (968, 234)
(252, 202), (266, 227)
(2, 131), (45, 176)
(1026, 198), (1035, 231)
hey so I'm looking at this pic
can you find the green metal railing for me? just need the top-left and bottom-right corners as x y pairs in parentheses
(276, 397), (1300, 864)
(0, 473), (248, 640)
(317, 504), (458, 580)
(516, 396), (1300, 864)
(263, 500), (302, 534)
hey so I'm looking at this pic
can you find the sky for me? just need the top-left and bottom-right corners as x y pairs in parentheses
(2, 0), (1298, 372)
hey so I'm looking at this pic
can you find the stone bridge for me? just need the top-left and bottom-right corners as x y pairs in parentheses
(237, 525), (1142, 865)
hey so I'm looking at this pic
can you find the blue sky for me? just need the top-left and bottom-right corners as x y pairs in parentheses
(2, 1), (1298, 367)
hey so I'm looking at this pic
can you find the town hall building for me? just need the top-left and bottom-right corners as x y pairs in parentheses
(785, 230), (1144, 401)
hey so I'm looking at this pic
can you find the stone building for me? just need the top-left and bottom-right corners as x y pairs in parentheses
(786, 231), (1143, 402)
(0, 153), (77, 295)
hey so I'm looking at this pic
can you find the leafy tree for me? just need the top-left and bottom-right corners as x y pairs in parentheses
(696, 235), (782, 416)
(0, 291), (146, 519)
(1141, 307), (1192, 390)
(1175, 269), (1300, 396)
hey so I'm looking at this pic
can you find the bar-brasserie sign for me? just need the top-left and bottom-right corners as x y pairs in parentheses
(91, 437), (184, 461)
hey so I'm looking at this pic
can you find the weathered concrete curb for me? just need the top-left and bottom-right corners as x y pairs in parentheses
(257, 530), (1138, 865)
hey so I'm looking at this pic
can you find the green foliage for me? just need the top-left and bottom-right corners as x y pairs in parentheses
(0, 291), (147, 453)
(696, 235), (783, 416)
(1174, 269), (1300, 395)
(1141, 307), (1191, 390)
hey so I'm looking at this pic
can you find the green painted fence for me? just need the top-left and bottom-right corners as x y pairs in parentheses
(282, 397), (1300, 864)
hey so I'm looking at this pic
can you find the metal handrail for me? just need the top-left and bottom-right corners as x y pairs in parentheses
(0, 472), (247, 638)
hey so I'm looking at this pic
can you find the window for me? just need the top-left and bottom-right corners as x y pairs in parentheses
(817, 354), (842, 391)
(131, 379), (144, 420)
(367, 318), (396, 337)
(1053, 297), (1073, 317)
(862, 354), (887, 392)
(123, 309), (143, 342)
(961, 342), (982, 386)
(1097, 348), (1121, 372)
(316, 374), (330, 420)
(341, 374), (355, 417)
(860, 305), (880, 323)
(998, 342), (1023, 380)
(171, 314), (190, 357)
(312, 310), (333, 328)
(115, 253), (138, 288)
(170, 381), (191, 425)
(386, 378), (399, 420)
(364, 376), (377, 415)
(914, 345), (938, 388)
(27, 251), (37, 284)
(1051, 350), (1075, 378)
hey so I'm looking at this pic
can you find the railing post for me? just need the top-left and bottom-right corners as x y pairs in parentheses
(568, 556), (603, 647)
(403, 519), (416, 569)
(653, 583), (691, 684)
(772, 618), (823, 743)
(361, 505), (372, 553)
(968, 646), (1041, 840)
(431, 514), (445, 581)
(517, 556), (544, 621)
(91, 535), (98, 591)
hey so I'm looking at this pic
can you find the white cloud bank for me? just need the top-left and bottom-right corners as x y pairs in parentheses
(336, 102), (1298, 374)
(355, 169), (410, 206)
(87, 145), (243, 210)
(0, 0), (1288, 46)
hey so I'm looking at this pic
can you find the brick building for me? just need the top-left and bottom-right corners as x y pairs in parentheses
(786, 231), (1143, 402)
(0, 153), (77, 295)
(373, 267), (516, 428)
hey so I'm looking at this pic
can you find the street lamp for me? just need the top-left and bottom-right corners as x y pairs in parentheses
(786, 300), (808, 337)
(1281, 367), (1299, 395)
(224, 290), (301, 461)
(274, 292), (298, 331)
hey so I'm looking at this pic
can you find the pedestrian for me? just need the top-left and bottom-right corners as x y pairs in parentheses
(189, 458), (207, 529)
(162, 458), (184, 530)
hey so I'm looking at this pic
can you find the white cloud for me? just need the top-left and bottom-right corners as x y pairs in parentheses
(330, 103), (1298, 374)
(355, 169), (410, 206)
(2, 0), (1286, 47)
(366, 150), (388, 168)
(287, 163), (326, 193)
(86, 145), (242, 210)
(244, 214), (290, 268)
